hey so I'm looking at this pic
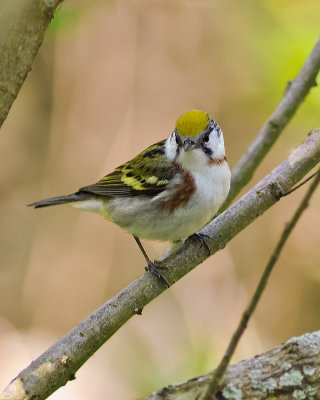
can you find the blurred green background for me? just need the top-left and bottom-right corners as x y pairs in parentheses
(1, 0), (320, 398)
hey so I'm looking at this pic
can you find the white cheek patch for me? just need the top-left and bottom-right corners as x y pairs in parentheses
(208, 130), (225, 160)
(165, 134), (179, 161)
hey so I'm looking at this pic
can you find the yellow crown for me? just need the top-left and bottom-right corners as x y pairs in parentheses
(175, 110), (210, 137)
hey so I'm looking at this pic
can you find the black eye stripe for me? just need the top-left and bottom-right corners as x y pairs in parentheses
(203, 132), (210, 142)
(174, 131), (182, 147)
(202, 146), (212, 156)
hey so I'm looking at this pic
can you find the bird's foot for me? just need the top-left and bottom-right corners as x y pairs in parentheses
(190, 232), (211, 256)
(145, 261), (170, 287)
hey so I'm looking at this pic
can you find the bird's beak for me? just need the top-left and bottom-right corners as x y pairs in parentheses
(183, 139), (195, 152)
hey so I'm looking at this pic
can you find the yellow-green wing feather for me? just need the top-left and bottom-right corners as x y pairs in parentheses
(80, 140), (175, 197)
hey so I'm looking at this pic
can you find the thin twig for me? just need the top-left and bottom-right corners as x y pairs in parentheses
(222, 36), (320, 210)
(282, 168), (320, 197)
(200, 170), (320, 400)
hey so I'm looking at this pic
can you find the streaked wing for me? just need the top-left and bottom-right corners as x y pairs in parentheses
(80, 140), (175, 197)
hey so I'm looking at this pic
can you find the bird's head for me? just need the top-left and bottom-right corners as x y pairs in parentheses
(165, 110), (226, 170)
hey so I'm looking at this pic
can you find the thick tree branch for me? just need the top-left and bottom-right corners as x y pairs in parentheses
(201, 169), (320, 400)
(143, 330), (320, 400)
(1, 130), (319, 400)
(0, 0), (63, 129)
(223, 36), (320, 209)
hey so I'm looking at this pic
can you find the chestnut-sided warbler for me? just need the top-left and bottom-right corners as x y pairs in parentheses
(29, 110), (231, 285)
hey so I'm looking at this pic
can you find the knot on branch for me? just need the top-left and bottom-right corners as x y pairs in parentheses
(269, 181), (285, 200)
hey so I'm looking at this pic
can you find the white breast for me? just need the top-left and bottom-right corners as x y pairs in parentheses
(163, 162), (230, 240)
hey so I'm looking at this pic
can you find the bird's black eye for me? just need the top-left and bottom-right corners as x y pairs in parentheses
(203, 132), (210, 143)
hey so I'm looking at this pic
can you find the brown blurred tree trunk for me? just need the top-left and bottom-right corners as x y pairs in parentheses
(0, 0), (62, 129)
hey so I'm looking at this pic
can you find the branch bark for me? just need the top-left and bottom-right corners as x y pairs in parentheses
(1, 129), (319, 400)
(223, 36), (320, 209)
(142, 330), (320, 400)
(0, 0), (63, 129)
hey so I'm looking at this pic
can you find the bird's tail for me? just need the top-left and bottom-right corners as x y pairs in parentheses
(28, 192), (91, 208)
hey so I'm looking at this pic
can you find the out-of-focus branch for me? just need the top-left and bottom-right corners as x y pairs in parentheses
(200, 169), (320, 400)
(1, 130), (319, 400)
(0, 0), (63, 129)
(222, 36), (320, 209)
(142, 331), (320, 400)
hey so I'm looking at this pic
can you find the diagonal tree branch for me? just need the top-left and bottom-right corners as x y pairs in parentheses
(143, 330), (320, 400)
(0, 0), (63, 129)
(223, 36), (320, 209)
(1, 130), (319, 400)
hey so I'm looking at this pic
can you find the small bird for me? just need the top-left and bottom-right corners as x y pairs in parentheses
(29, 110), (231, 285)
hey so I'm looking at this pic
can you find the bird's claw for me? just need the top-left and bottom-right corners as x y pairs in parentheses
(145, 261), (170, 287)
(191, 232), (211, 256)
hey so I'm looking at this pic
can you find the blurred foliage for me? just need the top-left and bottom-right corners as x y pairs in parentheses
(0, 1), (320, 399)
(46, 5), (81, 36)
